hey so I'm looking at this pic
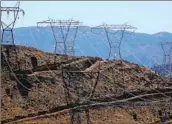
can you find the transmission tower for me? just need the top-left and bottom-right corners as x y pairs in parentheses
(156, 99), (171, 124)
(37, 18), (82, 55)
(62, 63), (100, 124)
(161, 41), (172, 77)
(1, 1), (25, 44)
(92, 23), (137, 60)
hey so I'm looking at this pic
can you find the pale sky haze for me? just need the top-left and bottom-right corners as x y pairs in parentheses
(1, 1), (172, 34)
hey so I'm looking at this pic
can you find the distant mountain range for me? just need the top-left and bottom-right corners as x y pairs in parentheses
(6, 26), (172, 68)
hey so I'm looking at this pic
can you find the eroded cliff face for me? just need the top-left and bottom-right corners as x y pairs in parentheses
(1, 44), (172, 124)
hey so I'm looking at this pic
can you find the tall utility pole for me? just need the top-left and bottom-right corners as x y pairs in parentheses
(92, 23), (137, 60)
(37, 18), (82, 55)
(161, 41), (172, 77)
(1, 1), (25, 44)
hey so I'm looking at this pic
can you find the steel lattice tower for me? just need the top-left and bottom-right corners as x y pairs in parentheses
(92, 23), (137, 60)
(1, 1), (25, 44)
(37, 18), (82, 55)
(161, 41), (172, 77)
(62, 63), (100, 124)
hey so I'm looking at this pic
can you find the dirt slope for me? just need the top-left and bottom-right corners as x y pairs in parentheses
(1, 44), (172, 124)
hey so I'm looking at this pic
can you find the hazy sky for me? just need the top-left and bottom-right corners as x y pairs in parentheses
(1, 1), (172, 34)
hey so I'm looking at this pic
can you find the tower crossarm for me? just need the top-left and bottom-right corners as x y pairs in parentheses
(96, 24), (137, 30)
(1, 7), (25, 15)
(37, 19), (82, 27)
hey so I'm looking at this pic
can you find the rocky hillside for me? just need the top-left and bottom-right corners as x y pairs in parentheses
(1, 44), (172, 124)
